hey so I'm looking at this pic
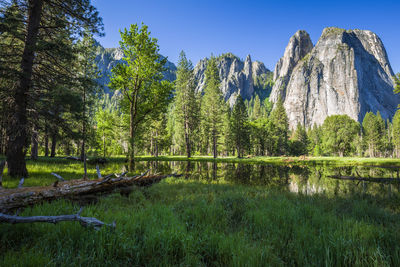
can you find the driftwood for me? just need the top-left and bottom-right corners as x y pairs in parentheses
(0, 170), (181, 213)
(0, 207), (115, 230)
(328, 175), (400, 183)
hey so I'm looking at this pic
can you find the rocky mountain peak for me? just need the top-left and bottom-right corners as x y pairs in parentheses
(270, 27), (399, 128)
(193, 53), (271, 106)
(270, 30), (313, 102)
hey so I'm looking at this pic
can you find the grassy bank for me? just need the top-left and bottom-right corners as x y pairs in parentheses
(1, 177), (400, 266)
(135, 155), (400, 167)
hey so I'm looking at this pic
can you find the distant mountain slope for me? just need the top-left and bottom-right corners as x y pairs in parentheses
(270, 27), (399, 128)
(193, 53), (273, 106)
(95, 46), (273, 104)
(95, 44), (177, 93)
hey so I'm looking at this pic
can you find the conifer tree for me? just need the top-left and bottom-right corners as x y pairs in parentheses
(270, 97), (289, 155)
(201, 57), (224, 158)
(1, 0), (103, 177)
(231, 96), (250, 157)
(174, 51), (200, 158)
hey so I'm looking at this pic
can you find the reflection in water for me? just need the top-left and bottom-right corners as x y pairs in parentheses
(128, 161), (400, 198)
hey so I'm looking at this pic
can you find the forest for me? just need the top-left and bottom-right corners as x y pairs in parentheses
(1, 0), (400, 266)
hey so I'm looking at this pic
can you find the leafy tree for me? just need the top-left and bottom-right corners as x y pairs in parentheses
(201, 57), (224, 158)
(321, 115), (360, 157)
(362, 112), (384, 157)
(249, 118), (276, 156)
(307, 124), (323, 156)
(394, 73), (400, 108)
(109, 24), (173, 170)
(231, 96), (250, 157)
(393, 110), (400, 157)
(174, 51), (200, 158)
(270, 97), (289, 155)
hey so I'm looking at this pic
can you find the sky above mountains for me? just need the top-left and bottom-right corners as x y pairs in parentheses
(94, 0), (400, 73)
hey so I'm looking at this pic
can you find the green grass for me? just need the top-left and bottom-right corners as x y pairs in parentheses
(1, 157), (400, 266)
(135, 155), (400, 167)
(1, 177), (400, 266)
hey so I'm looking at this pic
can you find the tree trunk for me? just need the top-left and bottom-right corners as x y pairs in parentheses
(213, 134), (217, 159)
(44, 126), (49, 157)
(6, 0), (44, 177)
(50, 132), (57, 157)
(30, 126), (38, 160)
(129, 101), (135, 171)
(184, 121), (191, 158)
(81, 85), (87, 177)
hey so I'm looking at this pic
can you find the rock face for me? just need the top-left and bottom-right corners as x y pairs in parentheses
(270, 30), (313, 102)
(95, 45), (176, 93)
(193, 53), (272, 106)
(270, 27), (399, 128)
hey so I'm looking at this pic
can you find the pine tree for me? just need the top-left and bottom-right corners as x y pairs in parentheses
(251, 94), (261, 120)
(1, 0), (103, 177)
(201, 57), (224, 158)
(270, 97), (289, 155)
(291, 123), (308, 156)
(231, 96), (250, 157)
(174, 51), (200, 158)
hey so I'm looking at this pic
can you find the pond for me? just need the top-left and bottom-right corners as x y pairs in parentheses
(111, 160), (400, 199)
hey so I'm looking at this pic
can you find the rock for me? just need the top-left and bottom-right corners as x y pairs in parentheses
(95, 44), (176, 94)
(193, 53), (272, 106)
(270, 27), (399, 128)
(270, 30), (313, 103)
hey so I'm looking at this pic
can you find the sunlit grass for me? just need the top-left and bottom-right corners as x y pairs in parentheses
(1, 177), (400, 266)
(136, 155), (400, 167)
(1, 157), (400, 265)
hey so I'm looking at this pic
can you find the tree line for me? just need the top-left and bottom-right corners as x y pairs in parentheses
(1, 6), (400, 178)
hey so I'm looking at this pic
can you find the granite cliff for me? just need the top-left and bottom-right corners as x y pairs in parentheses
(193, 53), (272, 106)
(270, 27), (399, 128)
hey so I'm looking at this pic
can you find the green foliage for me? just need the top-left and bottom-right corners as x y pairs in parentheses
(394, 73), (400, 108)
(173, 51), (200, 157)
(109, 23), (173, 168)
(2, 160), (400, 266)
(270, 98), (289, 155)
(362, 112), (385, 157)
(290, 124), (309, 156)
(201, 56), (224, 158)
(231, 96), (250, 157)
(393, 110), (400, 157)
(321, 115), (360, 157)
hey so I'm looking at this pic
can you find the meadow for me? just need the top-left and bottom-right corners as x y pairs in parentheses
(1, 157), (400, 266)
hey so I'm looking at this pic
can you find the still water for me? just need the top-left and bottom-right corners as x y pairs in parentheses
(122, 161), (400, 198)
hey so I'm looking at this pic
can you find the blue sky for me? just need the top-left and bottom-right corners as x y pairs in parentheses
(94, 0), (400, 72)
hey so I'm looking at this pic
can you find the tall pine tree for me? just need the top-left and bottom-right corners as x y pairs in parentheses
(201, 57), (224, 158)
(174, 51), (200, 158)
(231, 96), (250, 158)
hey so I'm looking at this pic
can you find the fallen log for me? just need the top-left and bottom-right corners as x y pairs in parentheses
(328, 175), (400, 183)
(0, 171), (181, 213)
(0, 207), (115, 230)
(64, 156), (81, 161)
